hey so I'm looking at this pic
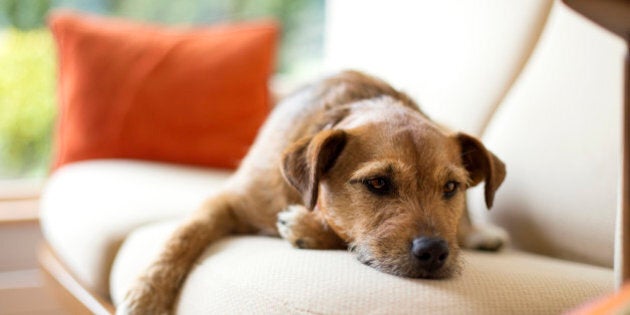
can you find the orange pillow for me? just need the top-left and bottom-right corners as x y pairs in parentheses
(49, 12), (278, 170)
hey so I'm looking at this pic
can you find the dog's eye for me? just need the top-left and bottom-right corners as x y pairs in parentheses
(443, 181), (459, 198)
(364, 177), (392, 195)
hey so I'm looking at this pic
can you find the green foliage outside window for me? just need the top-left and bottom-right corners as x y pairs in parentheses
(0, 29), (55, 178)
(0, 0), (324, 178)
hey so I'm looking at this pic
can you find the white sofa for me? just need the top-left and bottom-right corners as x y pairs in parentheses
(40, 0), (626, 314)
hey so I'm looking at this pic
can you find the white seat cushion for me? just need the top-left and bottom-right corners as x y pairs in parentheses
(39, 160), (232, 297)
(111, 221), (613, 315)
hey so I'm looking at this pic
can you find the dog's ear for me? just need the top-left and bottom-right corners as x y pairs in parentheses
(456, 133), (506, 209)
(282, 129), (348, 210)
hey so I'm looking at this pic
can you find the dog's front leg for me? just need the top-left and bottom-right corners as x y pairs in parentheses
(118, 193), (244, 315)
(277, 205), (346, 250)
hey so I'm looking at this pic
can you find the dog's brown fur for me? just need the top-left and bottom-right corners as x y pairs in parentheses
(119, 71), (506, 314)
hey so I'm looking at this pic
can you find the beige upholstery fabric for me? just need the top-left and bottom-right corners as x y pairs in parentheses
(39, 160), (231, 297)
(468, 2), (626, 267)
(111, 221), (613, 315)
(324, 0), (553, 135)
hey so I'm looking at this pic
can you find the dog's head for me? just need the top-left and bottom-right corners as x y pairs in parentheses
(281, 98), (505, 278)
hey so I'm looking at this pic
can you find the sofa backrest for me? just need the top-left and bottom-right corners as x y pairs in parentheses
(468, 2), (624, 268)
(324, 0), (625, 267)
(325, 0), (554, 135)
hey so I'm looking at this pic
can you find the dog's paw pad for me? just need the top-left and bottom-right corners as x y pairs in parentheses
(464, 225), (509, 251)
(295, 238), (306, 248)
(293, 237), (319, 249)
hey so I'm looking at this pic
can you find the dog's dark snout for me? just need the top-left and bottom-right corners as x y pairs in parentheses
(412, 237), (449, 271)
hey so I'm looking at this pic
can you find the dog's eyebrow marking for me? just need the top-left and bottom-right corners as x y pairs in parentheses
(439, 165), (469, 185)
(350, 160), (407, 182)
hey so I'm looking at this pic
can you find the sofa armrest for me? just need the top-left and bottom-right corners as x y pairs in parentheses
(563, 0), (630, 289)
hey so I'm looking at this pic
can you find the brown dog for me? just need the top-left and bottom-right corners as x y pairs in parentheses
(119, 70), (507, 314)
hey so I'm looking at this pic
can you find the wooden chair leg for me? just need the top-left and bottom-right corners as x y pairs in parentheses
(38, 243), (115, 315)
(621, 44), (630, 287)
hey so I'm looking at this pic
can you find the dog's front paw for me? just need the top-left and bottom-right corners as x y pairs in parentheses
(277, 205), (315, 249)
(117, 282), (170, 315)
(277, 205), (345, 250)
(462, 224), (509, 251)
(117, 267), (176, 315)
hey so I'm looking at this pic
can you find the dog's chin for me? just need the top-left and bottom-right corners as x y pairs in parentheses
(352, 246), (461, 279)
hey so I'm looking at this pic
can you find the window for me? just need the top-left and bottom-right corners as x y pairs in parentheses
(0, 0), (324, 189)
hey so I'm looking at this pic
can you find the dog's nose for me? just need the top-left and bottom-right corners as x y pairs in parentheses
(411, 237), (449, 271)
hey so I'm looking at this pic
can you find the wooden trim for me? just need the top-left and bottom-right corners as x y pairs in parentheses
(0, 179), (43, 201)
(622, 45), (630, 286)
(38, 243), (115, 315)
(562, 0), (629, 39)
(0, 199), (40, 224)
